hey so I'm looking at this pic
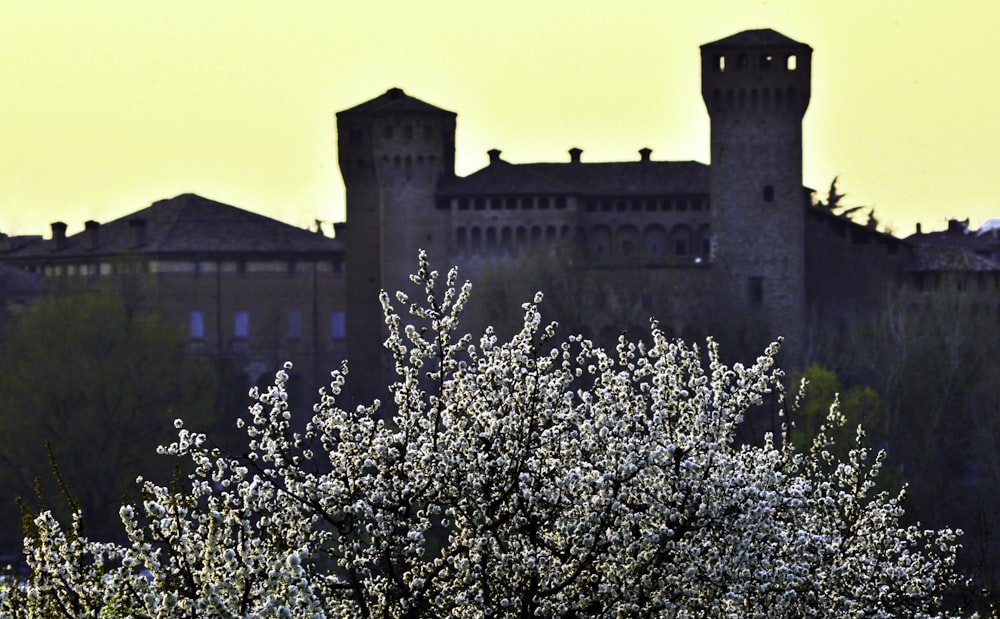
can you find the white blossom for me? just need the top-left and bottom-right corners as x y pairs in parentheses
(0, 252), (972, 618)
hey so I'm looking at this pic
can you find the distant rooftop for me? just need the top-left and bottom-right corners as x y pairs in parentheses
(2, 193), (342, 260)
(440, 153), (709, 197)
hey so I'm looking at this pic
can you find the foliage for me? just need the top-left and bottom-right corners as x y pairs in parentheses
(817, 176), (881, 231)
(816, 283), (1000, 596)
(0, 255), (971, 617)
(789, 363), (887, 459)
(0, 285), (219, 551)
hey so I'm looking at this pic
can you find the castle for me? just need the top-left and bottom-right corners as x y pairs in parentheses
(334, 28), (914, 395)
(1, 28), (996, 402)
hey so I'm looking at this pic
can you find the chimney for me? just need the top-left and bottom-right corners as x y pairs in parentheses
(487, 148), (502, 165)
(84, 220), (100, 250)
(128, 218), (147, 248)
(916, 222), (922, 234)
(639, 147), (652, 162)
(569, 147), (582, 163)
(51, 221), (68, 250)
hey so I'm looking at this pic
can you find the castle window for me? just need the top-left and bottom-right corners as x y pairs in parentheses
(330, 311), (346, 340)
(456, 227), (467, 251)
(516, 226), (527, 247)
(475, 197), (486, 210)
(787, 54), (798, 71)
(585, 199), (597, 212)
(677, 199), (688, 212)
(234, 311), (250, 339)
(503, 197), (516, 209)
(545, 225), (557, 243)
(488, 197), (500, 209)
(555, 196), (566, 209)
(471, 227), (482, 252)
(539, 197), (551, 209)
(458, 198), (469, 210)
(402, 125), (413, 140)
(760, 54), (773, 70)
(749, 277), (764, 305)
(486, 227), (497, 251)
(715, 54), (726, 73)
(287, 311), (302, 340)
(671, 224), (692, 258)
(737, 53), (748, 70)
(189, 311), (205, 340)
(501, 227), (512, 253)
(644, 224), (667, 257)
(763, 185), (775, 202)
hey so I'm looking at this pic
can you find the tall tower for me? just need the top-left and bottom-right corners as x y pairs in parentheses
(701, 29), (812, 362)
(336, 88), (457, 398)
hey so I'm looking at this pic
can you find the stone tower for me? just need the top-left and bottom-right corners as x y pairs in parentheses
(700, 29), (812, 362)
(336, 88), (456, 398)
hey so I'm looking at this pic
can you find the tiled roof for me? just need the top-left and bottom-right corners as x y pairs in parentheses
(439, 159), (709, 197)
(908, 245), (1000, 272)
(337, 87), (455, 117)
(2, 194), (342, 260)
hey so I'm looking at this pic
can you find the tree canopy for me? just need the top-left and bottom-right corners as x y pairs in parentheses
(0, 285), (219, 551)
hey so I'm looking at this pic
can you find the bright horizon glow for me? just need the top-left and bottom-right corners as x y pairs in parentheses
(1, 1), (997, 239)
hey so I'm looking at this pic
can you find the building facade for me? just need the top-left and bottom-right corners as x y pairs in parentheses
(0, 193), (347, 402)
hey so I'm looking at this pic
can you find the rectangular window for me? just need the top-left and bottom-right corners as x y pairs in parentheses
(189, 311), (205, 340)
(287, 311), (302, 340)
(763, 185), (775, 202)
(330, 311), (346, 340)
(234, 311), (249, 338)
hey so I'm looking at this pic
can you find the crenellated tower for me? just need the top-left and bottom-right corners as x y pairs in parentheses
(336, 87), (456, 398)
(701, 29), (812, 361)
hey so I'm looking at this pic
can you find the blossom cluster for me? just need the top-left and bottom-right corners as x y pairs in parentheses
(0, 252), (969, 618)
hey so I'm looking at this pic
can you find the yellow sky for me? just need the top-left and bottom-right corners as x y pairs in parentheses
(0, 1), (997, 238)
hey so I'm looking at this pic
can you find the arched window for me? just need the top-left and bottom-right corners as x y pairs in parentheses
(617, 225), (639, 258)
(644, 224), (668, 258)
(589, 225), (612, 259)
(671, 224), (693, 258)
(470, 227), (482, 253)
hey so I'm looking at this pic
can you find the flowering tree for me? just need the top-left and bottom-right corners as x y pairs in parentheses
(0, 254), (970, 618)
